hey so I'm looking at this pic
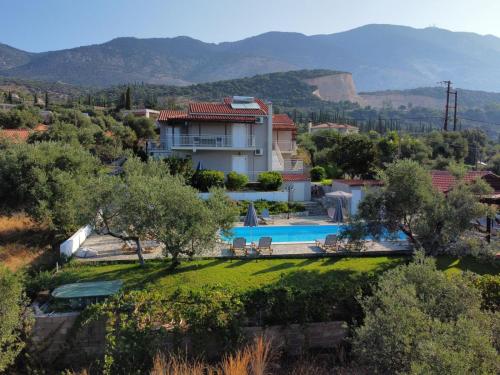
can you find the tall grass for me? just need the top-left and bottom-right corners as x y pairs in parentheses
(151, 336), (273, 375)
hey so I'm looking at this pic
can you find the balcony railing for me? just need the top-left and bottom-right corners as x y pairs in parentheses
(174, 135), (256, 149)
(273, 140), (297, 153)
(272, 159), (304, 173)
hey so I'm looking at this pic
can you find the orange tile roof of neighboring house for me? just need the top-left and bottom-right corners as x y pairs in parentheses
(333, 179), (384, 187)
(282, 173), (310, 182)
(0, 128), (31, 142)
(0, 124), (48, 143)
(34, 123), (49, 132)
(273, 114), (297, 131)
(158, 110), (188, 121)
(430, 170), (500, 193)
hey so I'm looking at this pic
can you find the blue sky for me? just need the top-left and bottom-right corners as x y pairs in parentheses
(3, 0), (500, 52)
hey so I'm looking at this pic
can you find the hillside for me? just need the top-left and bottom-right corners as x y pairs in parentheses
(95, 69), (353, 108)
(0, 43), (33, 71)
(2, 25), (500, 90)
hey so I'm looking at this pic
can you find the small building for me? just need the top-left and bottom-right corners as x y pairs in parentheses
(309, 122), (359, 134)
(331, 179), (384, 215)
(122, 108), (160, 120)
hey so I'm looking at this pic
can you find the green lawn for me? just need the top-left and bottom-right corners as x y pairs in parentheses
(55, 255), (498, 293)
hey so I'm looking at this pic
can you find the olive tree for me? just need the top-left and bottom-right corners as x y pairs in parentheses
(0, 142), (101, 241)
(353, 253), (499, 374)
(356, 159), (491, 254)
(0, 267), (32, 372)
(88, 158), (237, 267)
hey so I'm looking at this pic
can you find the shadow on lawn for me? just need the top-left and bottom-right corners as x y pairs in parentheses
(251, 262), (297, 275)
(59, 259), (226, 290)
(435, 255), (499, 275)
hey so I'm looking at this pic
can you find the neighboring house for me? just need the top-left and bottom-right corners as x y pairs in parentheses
(0, 124), (48, 143)
(148, 96), (310, 200)
(430, 170), (500, 195)
(331, 179), (384, 215)
(121, 108), (160, 121)
(309, 122), (359, 134)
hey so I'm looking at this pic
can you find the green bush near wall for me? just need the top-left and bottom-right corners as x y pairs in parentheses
(225, 171), (249, 191)
(191, 170), (225, 192)
(257, 171), (283, 191)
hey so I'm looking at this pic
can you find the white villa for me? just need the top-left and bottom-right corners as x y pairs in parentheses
(147, 96), (310, 201)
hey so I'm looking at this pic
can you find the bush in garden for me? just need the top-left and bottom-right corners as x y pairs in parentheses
(225, 171), (249, 191)
(310, 166), (326, 182)
(191, 170), (225, 192)
(257, 171), (283, 191)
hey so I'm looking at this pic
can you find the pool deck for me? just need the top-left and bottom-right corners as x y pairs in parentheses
(74, 216), (412, 262)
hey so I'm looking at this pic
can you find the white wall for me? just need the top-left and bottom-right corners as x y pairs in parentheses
(350, 188), (363, 216)
(199, 191), (288, 202)
(60, 225), (93, 258)
(283, 181), (311, 202)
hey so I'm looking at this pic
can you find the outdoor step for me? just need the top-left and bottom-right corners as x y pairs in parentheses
(303, 201), (327, 216)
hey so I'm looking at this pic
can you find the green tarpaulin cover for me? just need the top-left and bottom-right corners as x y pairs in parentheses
(52, 280), (123, 299)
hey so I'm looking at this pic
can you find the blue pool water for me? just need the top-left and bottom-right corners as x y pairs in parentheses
(222, 225), (406, 243)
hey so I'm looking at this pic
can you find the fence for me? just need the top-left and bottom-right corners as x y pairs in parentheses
(59, 225), (93, 257)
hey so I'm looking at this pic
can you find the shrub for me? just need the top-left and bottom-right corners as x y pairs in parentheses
(191, 170), (225, 192)
(225, 171), (249, 191)
(470, 274), (500, 311)
(310, 166), (326, 182)
(236, 200), (305, 216)
(0, 266), (32, 372)
(257, 172), (283, 191)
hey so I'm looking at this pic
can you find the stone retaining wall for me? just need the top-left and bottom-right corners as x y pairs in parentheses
(31, 312), (348, 366)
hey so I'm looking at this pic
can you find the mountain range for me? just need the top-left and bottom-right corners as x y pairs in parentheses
(2, 24), (500, 91)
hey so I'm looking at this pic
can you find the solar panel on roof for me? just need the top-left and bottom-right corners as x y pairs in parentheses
(232, 96), (255, 103)
(230, 102), (261, 110)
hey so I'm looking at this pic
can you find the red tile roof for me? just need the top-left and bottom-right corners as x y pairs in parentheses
(34, 123), (49, 132)
(158, 111), (257, 123)
(430, 170), (500, 193)
(273, 114), (297, 131)
(282, 173), (310, 182)
(158, 110), (188, 121)
(158, 98), (270, 124)
(0, 124), (48, 143)
(0, 128), (31, 142)
(333, 179), (384, 187)
(189, 98), (267, 116)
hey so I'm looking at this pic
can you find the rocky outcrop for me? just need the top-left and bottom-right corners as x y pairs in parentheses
(304, 73), (364, 104)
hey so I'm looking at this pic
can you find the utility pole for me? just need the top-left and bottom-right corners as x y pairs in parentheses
(453, 91), (458, 131)
(441, 80), (452, 131)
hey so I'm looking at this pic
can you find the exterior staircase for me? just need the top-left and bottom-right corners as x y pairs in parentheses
(303, 201), (327, 216)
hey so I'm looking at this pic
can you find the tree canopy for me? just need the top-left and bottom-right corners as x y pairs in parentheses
(353, 253), (499, 374)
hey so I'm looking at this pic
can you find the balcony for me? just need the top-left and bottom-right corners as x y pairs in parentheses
(148, 135), (256, 153)
(273, 140), (297, 153)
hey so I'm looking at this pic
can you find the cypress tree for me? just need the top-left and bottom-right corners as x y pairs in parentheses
(125, 86), (132, 110)
(34, 93), (38, 106)
(44, 91), (49, 109)
(7, 91), (12, 104)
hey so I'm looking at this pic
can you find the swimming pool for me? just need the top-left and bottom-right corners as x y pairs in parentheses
(222, 225), (406, 244)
